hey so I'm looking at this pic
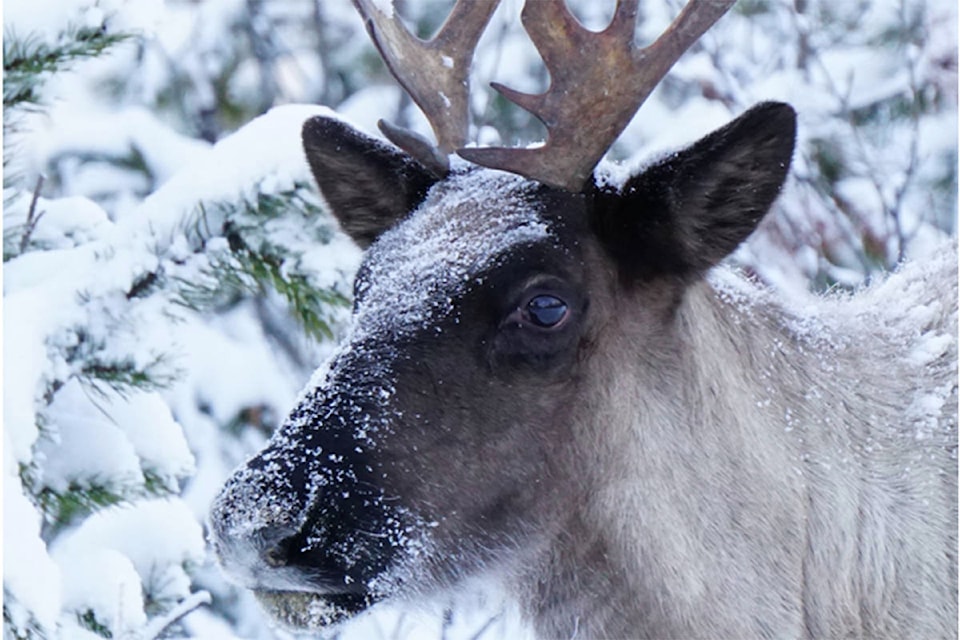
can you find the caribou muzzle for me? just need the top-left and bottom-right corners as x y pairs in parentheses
(209, 353), (420, 628)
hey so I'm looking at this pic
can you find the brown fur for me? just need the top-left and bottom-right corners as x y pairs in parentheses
(210, 104), (958, 639)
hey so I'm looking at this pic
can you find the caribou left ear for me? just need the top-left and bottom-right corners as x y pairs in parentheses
(591, 102), (796, 280)
(302, 116), (439, 248)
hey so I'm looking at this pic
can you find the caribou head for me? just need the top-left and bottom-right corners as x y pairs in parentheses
(210, 1), (955, 637)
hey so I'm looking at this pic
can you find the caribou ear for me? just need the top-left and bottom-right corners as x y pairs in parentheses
(302, 116), (439, 248)
(592, 102), (796, 280)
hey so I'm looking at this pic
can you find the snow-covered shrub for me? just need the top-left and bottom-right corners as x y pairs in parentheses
(3, 0), (955, 639)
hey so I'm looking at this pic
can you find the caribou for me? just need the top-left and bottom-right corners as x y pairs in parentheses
(210, 0), (958, 638)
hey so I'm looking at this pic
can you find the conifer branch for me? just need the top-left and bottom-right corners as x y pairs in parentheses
(3, 28), (130, 110)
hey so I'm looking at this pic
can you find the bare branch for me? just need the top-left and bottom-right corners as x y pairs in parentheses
(19, 174), (45, 254)
(140, 590), (212, 640)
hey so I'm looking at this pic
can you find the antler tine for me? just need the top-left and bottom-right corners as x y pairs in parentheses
(459, 0), (736, 192)
(352, 0), (500, 174)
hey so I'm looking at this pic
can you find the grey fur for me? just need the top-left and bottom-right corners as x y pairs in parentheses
(522, 250), (958, 638)
(210, 105), (958, 639)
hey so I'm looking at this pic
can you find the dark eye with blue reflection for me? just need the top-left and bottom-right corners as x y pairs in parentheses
(524, 295), (568, 328)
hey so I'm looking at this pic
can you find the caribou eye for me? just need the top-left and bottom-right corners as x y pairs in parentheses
(524, 295), (568, 328)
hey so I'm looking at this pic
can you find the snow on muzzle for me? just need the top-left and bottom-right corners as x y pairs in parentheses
(209, 346), (434, 629)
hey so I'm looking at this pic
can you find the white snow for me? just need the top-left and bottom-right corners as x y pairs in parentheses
(353, 168), (551, 340)
(368, 0), (396, 19)
(2, 467), (63, 632)
(4, 0), (106, 44)
(29, 106), (213, 192)
(3, 245), (102, 465)
(38, 378), (195, 493)
(132, 104), (342, 243)
(15, 194), (112, 249)
(39, 379), (144, 493)
(56, 547), (147, 636)
(52, 499), (206, 635)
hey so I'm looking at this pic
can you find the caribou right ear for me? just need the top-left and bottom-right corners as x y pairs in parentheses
(302, 116), (439, 248)
(591, 102), (796, 280)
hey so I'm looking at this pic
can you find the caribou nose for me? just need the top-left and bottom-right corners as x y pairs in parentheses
(209, 463), (364, 592)
(210, 497), (316, 591)
(208, 460), (312, 585)
(255, 524), (298, 568)
(257, 525), (320, 571)
(208, 396), (397, 593)
(262, 540), (288, 568)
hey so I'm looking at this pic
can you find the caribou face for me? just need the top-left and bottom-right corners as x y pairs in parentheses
(210, 103), (797, 630)
(211, 147), (596, 629)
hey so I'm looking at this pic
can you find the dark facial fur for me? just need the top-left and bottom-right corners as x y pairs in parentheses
(208, 104), (955, 639)
(211, 104), (801, 628)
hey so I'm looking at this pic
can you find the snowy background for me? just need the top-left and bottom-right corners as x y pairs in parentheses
(2, 0), (956, 638)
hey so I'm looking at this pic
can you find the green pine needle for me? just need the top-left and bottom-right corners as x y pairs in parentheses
(3, 27), (130, 111)
(177, 186), (352, 341)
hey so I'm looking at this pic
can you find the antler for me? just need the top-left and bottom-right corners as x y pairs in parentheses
(458, 0), (736, 192)
(352, 0), (501, 175)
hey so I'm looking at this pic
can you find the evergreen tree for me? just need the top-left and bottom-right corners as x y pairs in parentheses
(3, 6), (353, 639)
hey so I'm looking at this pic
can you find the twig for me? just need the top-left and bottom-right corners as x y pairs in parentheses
(138, 590), (212, 640)
(468, 610), (503, 640)
(19, 174), (45, 253)
(887, 0), (923, 263)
